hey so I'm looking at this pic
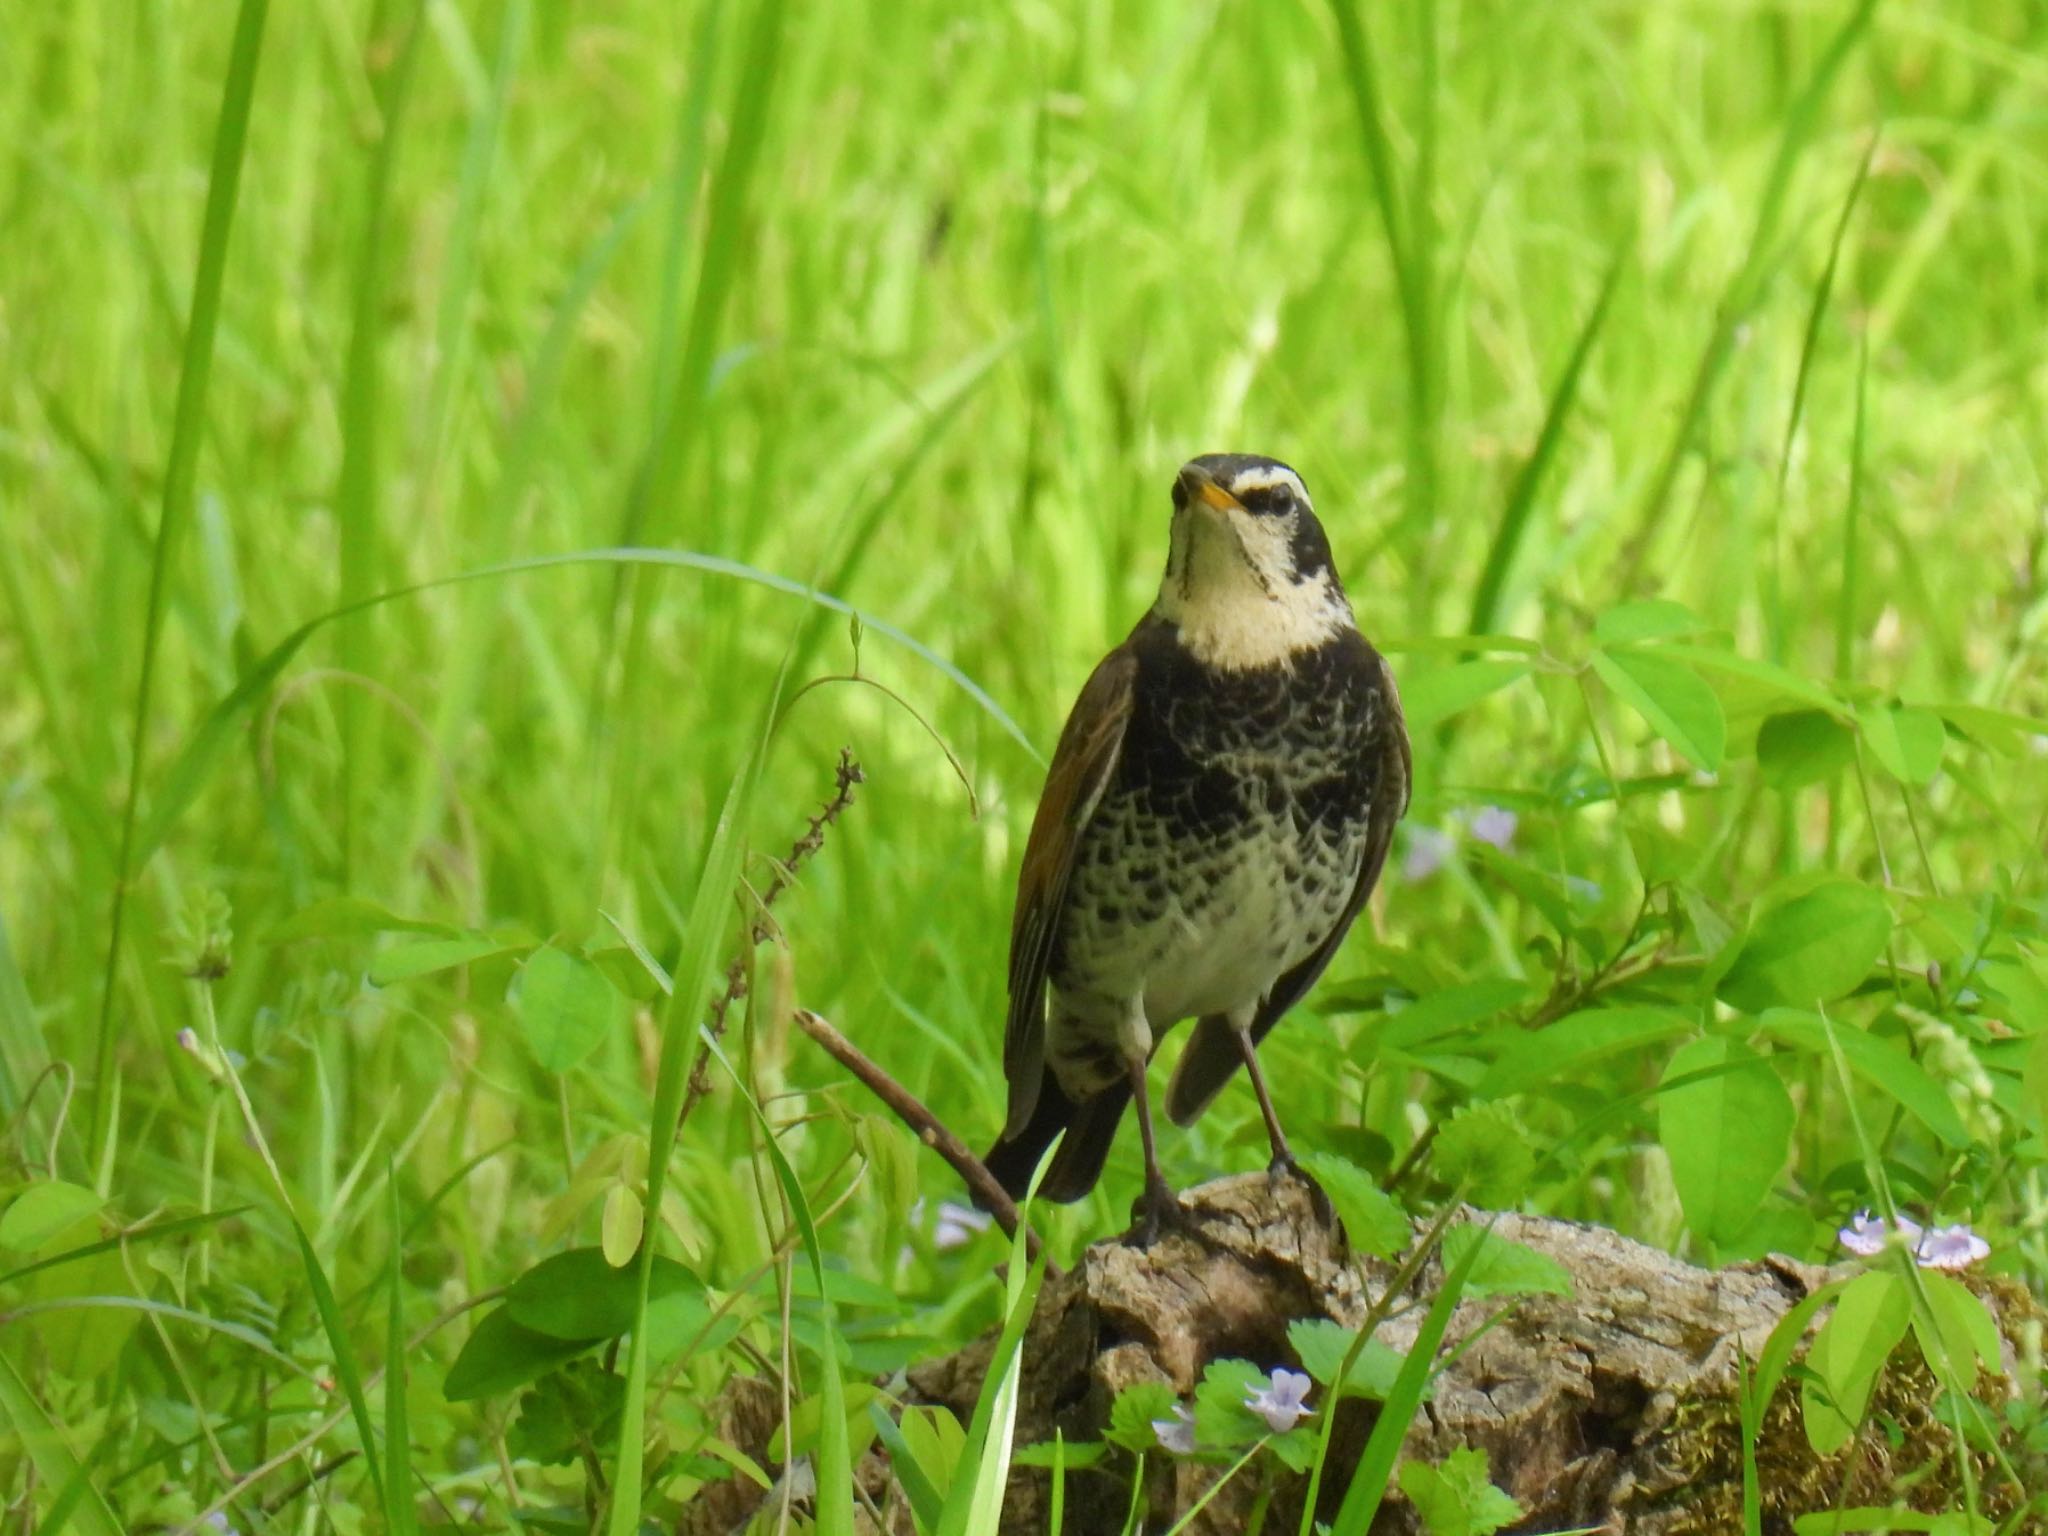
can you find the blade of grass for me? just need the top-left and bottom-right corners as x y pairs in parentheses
(293, 1219), (389, 1513)
(0, 1347), (124, 1536)
(1324, 1216), (1492, 1536)
(1620, 0), (1879, 584)
(1770, 135), (1877, 661)
(131, 545), (1034, 870)
(88, 0), (270, 1155)
(1834, 334), (1868, 683)
(384, 1163), (416, 1535)
(1466, 236), (1627, 639)
(334, 5), (425, 886)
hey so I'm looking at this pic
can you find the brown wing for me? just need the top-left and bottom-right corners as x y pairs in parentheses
(1002, 644), (1138, 1138)
(1254, 650), (1411, 1031)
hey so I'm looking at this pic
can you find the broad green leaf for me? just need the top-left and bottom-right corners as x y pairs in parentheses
(1719, 881), (1891, 1012)
(1476, 1006), (1692, 1098)
(369, 933), (521, 986)
(1656, 642), (1845, 713)
(0, 1182), (103, 1252)
(1104, 1380), (1180, 1451)
(1801, 1269), (1910, 1455)
(1908, 1271), (2000, 1393)
(444, 1307), (594, 1401)
(1658, 1036), (1794, 1245)
(1931, 701), (2044, 758)
(1191, 1357), (1268, 1451)
(505, 1247), (700, 1341)
(1757, 1011), (1969, 1149)
(1399, 660), (1529, 732)
(1431, 1103), (1536, 1206)
(1858, 703), (1945, 785)
(600, 1183), (642, 1269)
(1594, 599), (1705, 645)
(1288, 1318), (1405, 1400)
(1397, 1446), (1523, 1536)
(1299, 1151), (1410, 1259)
(1756, 710), (1855, 791)
(1437, 1226), (1573, 1298)
(512, 945), (622, 1073)
(1592, 648), (1726, 771)
(270, 896), (455, 942)
(2025, 1028), (2048, 1136)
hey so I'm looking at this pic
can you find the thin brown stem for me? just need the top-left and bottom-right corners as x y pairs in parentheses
(793, 1008), (1050, 1271)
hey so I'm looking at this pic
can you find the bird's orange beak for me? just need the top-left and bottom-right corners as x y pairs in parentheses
(1178, 466), (1241, 515)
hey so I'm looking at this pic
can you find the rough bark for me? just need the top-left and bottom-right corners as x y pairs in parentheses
(695, 1175), (2043, 1534)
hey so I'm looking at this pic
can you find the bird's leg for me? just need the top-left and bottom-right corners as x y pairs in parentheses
(1119, 1001), (1179, 1245)
(1127, 1054), (1181, 1245)
(1234, 1017), (1333, 1225)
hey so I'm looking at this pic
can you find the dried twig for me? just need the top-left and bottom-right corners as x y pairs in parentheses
(676, 748), (865, 1132)
(794, 1008), (1051, 1272)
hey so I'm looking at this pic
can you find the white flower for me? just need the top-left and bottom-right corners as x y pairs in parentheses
(1151, 1403), (1195, 1455)
(1913, 1223), (1990, 1272)
(1244, 1368), (1315, 1434)
(932, 1200), (993, 1252)
(1838, 1209), (1888, 1257)
(1838, 1210), (1989, 1271)
(1467, 805), (1518, 850)
(1402, 826), (1455, 882)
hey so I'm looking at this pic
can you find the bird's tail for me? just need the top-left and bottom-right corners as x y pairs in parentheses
(1164, 1012), (1248, 1126)
(980, 1069), (1132, 1206)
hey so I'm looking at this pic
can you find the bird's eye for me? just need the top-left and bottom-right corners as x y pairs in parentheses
(1235, 485), (1293, 517)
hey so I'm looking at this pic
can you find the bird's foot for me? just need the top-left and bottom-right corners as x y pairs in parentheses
(1268, 1152), (1335, 1229)
(1128, 1176), (1186, 1248)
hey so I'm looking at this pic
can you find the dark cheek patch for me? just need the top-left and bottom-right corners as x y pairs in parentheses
(1288, 516), (1333, 582)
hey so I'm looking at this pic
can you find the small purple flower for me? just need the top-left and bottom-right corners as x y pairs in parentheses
(1244, 1368), (1315, 1434)
(1467, 805), (1518, 850)
(1838, 1209), (1888, 1257)
(1151, 1403), (1196, 1455)
(176, 1027), (201, 1054)
(1402, 826), (1455, 882)
(1914, 1223), (1990, 1272)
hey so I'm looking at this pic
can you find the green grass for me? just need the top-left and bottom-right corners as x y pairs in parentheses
(4, 0), (2047, 1528)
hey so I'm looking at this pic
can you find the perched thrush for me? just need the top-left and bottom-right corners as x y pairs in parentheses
(983, 453), (1409, 1236)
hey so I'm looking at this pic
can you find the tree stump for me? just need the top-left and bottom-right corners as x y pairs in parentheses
(889, 1174), (2041, 1535)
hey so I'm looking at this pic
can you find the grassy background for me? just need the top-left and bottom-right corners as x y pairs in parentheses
(4, 0), (2046, 1526)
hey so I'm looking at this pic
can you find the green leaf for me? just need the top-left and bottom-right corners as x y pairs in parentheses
(504, 1247), (700, 1341)
(1757, 1011), (1969, 1149)
(1657, 642), (1845, 713)
(1398, 660), (1529, 732)
(1857, 703), (1946, 786)
(1658, 1036), (1794, 1245)
(1397, 1446), (1524, 1536)
(599, 1183), (642, 1269)
(1437, 1226), (1573, 1298)
(1104, 1380), (1180, 1452)
(1801, 1269), (1910, 1455)
(1909, 1271), (2002, 1390)
(1287, 1318), (1405, 1400)
(1595, 599), (1705, 645)
(0, 1345), (125, 1536)
(1792, 1511), (1989, 1535)
(1475, 1006), (1693, 1098)
(1756, 710), (1855, 791)
(1431, 1102), (1536, 1206)
(506, 1360), (626, 1467)
(1299, 1151), (1410, 1259)
(2025, 1027), (2048, 1137)
(1591, 647), (1726, 770)
(269, 896), (456, 942)
(369, 933), (521, 986)
(0, 1182), (103, 1252)
(1719, 881), (1891, 1011)
(443, 1306), (594, 1401)
(512, 945), (622, 1073)
(1191, 1357), (1268, 1451)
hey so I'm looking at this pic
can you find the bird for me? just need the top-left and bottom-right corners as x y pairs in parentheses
(982, 451), (1410, 1238)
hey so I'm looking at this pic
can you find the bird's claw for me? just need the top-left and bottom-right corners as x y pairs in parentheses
(1268, 1153), (1336, 1229)
(1129, 1178), (1186, 1248)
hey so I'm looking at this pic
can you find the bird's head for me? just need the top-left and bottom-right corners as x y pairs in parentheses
(1154, 453), (1356, 670)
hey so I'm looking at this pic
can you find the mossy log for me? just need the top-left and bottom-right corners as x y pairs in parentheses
(697, 1174), (2043, 1534)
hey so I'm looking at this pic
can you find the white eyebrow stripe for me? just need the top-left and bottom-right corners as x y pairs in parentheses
(1227, 467), (1307, 501)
